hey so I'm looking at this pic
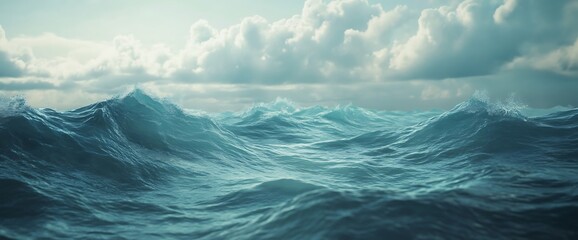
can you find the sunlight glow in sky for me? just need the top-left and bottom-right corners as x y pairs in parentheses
(0, 0), (577, 111)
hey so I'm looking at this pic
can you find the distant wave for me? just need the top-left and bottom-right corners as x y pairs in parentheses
(1, 90), (577, 239)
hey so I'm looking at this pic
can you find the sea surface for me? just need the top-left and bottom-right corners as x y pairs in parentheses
(1, 90), (577, 239)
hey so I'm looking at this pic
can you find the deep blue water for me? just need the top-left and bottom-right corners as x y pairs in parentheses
(1, 90), (578, 239)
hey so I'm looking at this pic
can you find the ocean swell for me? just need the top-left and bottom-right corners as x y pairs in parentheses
(1, 90), (577, 239)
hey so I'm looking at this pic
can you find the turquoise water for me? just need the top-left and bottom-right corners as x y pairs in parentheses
(1, 90), (578, 239)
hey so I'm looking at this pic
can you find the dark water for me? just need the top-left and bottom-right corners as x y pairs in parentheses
(1, 90), (578, 239)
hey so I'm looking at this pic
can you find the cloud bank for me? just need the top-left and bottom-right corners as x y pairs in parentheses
(1, 0), (577, 110)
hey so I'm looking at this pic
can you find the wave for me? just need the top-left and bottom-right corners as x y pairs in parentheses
(215, 188), (578, 240)
(1, 90), (578, 239)
(0, 178), (54, 219)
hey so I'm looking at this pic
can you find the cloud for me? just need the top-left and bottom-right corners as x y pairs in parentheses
(4, 0), (578, 84)
(388, 1), (502, 79)
(0, 79), (56, 90)
(388, 0), (578, 79)
(493, 0), (516, 24)
(171, 0), (411, 85)
(0, 0), (577, 110)
(0, 26), (24, 77)
(0, 51), (22, 77)
(507, 38), (578, 77)
(158, 0), (578, 83)
(9, 33), (106, 61)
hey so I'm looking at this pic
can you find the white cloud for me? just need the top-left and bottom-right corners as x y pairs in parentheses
(388, 0), (517, 79)
(1, 0), (577, 110)
(0, 25), (24, 77)
(190, 20), (217, 44)
(9, 33), (106, 61)
(493, 0), (516, 24)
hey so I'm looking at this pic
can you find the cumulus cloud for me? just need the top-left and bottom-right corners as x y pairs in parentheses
(389, 0), (578, 79)
(4, 0), (577, 83)
(0, 52), (22, 78)
(0, 25), (24, 77)
(507, 38), (578, 76)
(1, 0), (577, 110)
(74, 35), (173, 80)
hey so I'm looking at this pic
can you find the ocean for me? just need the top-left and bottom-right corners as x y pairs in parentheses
(1, 89), (577, 239)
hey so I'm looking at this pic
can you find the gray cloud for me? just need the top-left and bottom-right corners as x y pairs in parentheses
(0, 26), (24, 77)
(0, 79), (55, 90)
(0, 51), (22, 77)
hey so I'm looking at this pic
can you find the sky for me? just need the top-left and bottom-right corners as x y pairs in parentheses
(0, 0), (577, 111)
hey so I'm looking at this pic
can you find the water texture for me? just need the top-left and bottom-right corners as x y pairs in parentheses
(1, 90), (578, 239)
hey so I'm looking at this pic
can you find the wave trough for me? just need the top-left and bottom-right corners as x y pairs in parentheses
(1, 90), (578, 239)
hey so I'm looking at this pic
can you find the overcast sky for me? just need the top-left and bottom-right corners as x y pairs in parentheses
(0, 0), (577, 111)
